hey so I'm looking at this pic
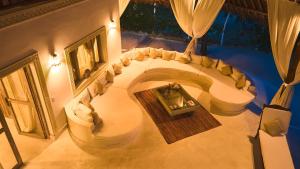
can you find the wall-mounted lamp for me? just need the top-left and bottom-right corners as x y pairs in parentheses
(49, 53), (61, 67)
(109, 19), (117, 30)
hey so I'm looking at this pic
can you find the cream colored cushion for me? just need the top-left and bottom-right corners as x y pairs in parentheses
(133, 51), (145, 61)
(91, 112), (103, 130)
(97, 75), (107, 86)
(248, 85), (256, 95)
(87, 82), (98, 98)
(162, 50), (176, 61)
(221, 66), (232, 76)
(80, 90), (91, 106)
(231, 68), (243, 81)
(175, 52), (190, 64)
(149, 48), (162, 59)
(123, 50), (134, 60)
(135, 47), (150, 57)
(191, 54), (202, 65)
(264, 119), (283, 136)
(106, 65), (115, 82)
(120, 56), (131, 66)
(201, 56), (214, 68)
(113, 63), (123, 75)
(244, 80), (251, 90)
(80, 90), (95, 111)
(74, 103), (93, 123)
(235, 75), (246, 89)
(217, 60), (232, 76)
(211, 59), (219, 68)
(97, 81), (104, 95)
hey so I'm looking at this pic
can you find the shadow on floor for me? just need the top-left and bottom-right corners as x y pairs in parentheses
(248, 136), (264, 169)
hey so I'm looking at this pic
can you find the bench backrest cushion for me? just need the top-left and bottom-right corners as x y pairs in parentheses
(260, 106), (292, 134)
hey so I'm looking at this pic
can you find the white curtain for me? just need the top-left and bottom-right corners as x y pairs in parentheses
(169, 0), (195, 36)
(77, 43), (94, 78)
(268, 0), (300, 108)
(170, 0), (225, 57)
(119, 0), (131, 16)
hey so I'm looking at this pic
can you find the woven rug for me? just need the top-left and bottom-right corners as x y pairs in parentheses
(135, 89), (221, 144)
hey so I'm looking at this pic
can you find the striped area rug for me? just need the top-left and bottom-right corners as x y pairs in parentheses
(135, 89), (221, 144)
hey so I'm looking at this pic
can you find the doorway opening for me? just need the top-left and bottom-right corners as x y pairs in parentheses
(0, 52), (54, 168)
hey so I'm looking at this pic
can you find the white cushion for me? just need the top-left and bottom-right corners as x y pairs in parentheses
(231, 68), (243, 81)
(175, 52), (190, 64)
(122, 50), (135, 60)
(191, 54), (202, 65)
(97, 75), (107, 86)
(113, 63), (123, 75)
(87, 82), (98, 98)
(244, 80), (251, 90)
(162, 50), (176, 61)
(235, 75), (246, 89)
(263, 119), (283, 136)
(201, 56), (214, 68)
(97, 81), (104, 95)
(135, 47), (150, 56)
(120, 55), (131, 66)
(211, 58), (219, 68)
(74, 103), (93, 123)
(80, 90), (91, 106)
(106, 67), (114, 83)
(217, 60), (232, 76)
(149, 48), (162, 59)
(134, 51), (146, 61)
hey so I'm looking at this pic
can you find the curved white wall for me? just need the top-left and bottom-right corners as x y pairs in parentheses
(0, 0), (122, 136)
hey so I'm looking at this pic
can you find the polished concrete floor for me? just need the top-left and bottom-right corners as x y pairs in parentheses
(22, 103), (259, 169)
(0, 118), (51, 168)
(21, 65), (259, 169)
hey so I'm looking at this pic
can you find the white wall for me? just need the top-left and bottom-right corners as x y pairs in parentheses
(0, 0), (122, 135)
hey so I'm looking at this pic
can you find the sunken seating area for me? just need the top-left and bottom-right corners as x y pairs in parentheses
(64, 48), (256, 148)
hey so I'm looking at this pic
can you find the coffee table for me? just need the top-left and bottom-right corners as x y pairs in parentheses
(153, 83), (201, 117)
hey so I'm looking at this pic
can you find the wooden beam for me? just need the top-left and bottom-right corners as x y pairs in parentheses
(223, 4), (268, 24)
(289, 0), (300, 3)
(254, 0), (264, 12)
(133, 0), (271, 24)
(248, 0), (257, 10)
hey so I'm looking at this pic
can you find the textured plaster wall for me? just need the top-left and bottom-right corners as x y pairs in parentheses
(0, 0), (122, 135)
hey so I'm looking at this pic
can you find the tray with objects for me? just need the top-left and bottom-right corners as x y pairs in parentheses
(153, 83), (201, 117)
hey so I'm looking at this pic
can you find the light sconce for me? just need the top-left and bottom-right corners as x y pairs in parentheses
(49, 53), (61, 67)
(109, 19), (117, 30)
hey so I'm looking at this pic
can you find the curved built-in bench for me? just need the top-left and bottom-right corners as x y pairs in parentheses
(65, 80), (143, 148)
(65, 51), (255, 148)
(114, 58), (255, 115)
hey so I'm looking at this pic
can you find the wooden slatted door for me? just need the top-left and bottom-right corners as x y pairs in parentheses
(0, 66), (47, 138)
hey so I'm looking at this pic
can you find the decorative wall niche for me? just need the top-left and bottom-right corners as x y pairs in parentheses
(65, 26), (108, 96)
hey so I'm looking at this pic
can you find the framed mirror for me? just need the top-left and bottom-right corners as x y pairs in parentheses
(65, 26), (108, 95)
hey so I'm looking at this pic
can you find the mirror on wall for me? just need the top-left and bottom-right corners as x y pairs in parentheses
(65, 26), (108, 95)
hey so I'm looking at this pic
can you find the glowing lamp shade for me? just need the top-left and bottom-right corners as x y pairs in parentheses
(109, 20), (117, 30)
(49, 54), (61, 67)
